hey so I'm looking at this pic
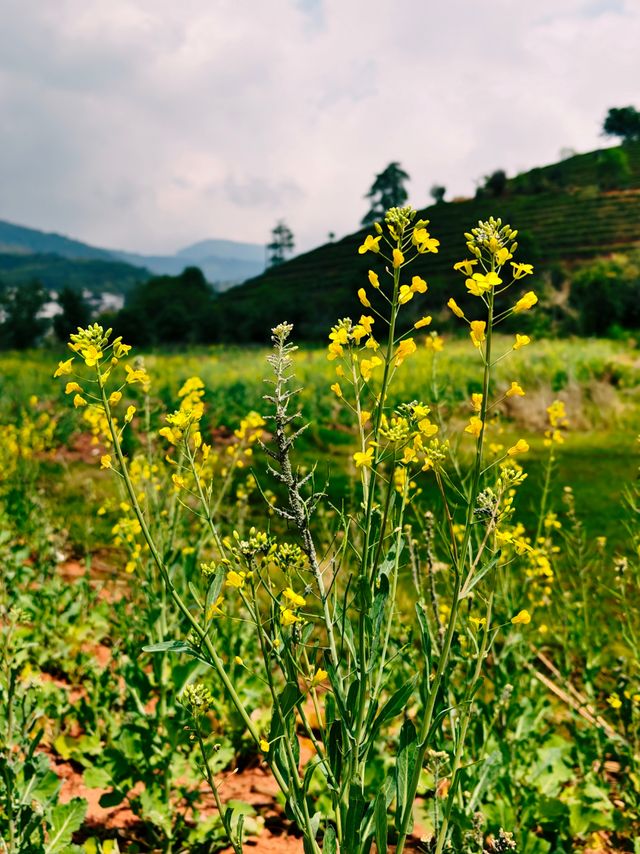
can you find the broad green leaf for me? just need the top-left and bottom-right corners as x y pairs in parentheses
(395, 718), (418, 834)
(323, 824), (337, 854)
(45, 799), (87, 853)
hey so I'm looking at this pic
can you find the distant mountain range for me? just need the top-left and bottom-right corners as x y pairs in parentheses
(0, 220), (266, 295)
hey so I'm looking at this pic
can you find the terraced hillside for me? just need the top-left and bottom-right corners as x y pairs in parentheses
(218, 143), (640, 341)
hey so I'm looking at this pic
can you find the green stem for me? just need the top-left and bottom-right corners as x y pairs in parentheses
(434, 594), (494, 854)
(396, 277), (496, 854)
(196, 731), (243, 854)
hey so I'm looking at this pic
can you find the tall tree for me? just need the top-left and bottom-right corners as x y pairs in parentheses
(267, 221), (295, 266)
(362, 162), (410, 225)
(53, 287), (92, 342)
(603, 106), (640, 143)
(0, 280), (49, 349)
(430, 184), (446, 204)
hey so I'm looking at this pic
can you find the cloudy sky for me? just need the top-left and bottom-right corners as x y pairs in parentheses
(0, 0), (638, 255)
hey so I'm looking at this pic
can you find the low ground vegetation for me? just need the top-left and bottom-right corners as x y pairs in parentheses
(1, 210), (639, 853)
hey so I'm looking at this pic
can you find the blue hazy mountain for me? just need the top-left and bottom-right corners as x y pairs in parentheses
(0, 220), (265, 292)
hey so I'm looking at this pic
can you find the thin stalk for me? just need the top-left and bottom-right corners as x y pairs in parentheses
(196, 731), (243, 854)
(434, 594), (494, 854)
(396, 278), (497, 854)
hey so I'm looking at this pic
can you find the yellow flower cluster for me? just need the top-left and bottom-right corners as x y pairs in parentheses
(544, 399), (569, 446)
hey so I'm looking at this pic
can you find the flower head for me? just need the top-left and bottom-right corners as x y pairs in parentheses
(511, 609), (531, 625)
(469, 320), (486, 348)
(507, 439), (529, 456)
(513, 334), (531, 351)
(353, 446), (374, 468)
(465, 416), (483, 438)
(513, 291), (538, 313)
(358, 235), (381, 254)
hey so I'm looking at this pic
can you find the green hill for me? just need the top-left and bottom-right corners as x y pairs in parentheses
(218, 143), (640, 341)
(0, 252), (149, 296)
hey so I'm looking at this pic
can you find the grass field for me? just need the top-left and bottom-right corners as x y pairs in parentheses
(2, 331), (639, 853)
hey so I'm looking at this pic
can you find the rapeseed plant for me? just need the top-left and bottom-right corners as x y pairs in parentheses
(55, 211), (550, 852)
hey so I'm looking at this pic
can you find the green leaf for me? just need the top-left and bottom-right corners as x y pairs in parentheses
(372, 677), (417, 732)
(323, 824), (337, 854)
(141, 639), (194, 654)
(415, 601), (432, 673)
(82, 766), (112, 789)
(327, 720), (344, 784)
(188, 581), (203, 608)
(98, 789), (126, 808)
(205, 567), (226, 620)
(45, 799), (87, 853)
(460, 549), (502, 597)
(395, 718), (418, 834)
(374, 788), (388, 854)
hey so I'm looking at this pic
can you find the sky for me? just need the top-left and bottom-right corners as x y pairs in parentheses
(0, 0), (638, 255)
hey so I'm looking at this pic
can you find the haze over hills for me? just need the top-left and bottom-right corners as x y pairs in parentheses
(217, 143), (640, 341)
(0, 220), (265, 294)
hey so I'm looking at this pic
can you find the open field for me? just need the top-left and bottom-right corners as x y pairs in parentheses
(2, 330), (640, 853)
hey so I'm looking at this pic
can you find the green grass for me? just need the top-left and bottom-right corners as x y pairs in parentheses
(6, 337), (637, 545)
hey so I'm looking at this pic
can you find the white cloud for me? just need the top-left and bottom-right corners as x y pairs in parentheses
(0, 0), (637, 254)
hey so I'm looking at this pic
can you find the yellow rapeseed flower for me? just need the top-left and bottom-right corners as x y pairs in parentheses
(607, 693), (622, 709)
(65, 381), (82, 394)
(471, 393), (483, 412)
(425, 333), (444, 352)
(398, 285), (413, 305)
(469, 320), (486, 348)
(82, 344), (102, 367)
(73, 394), (87, 408)
(414, 316), (432, 329)
(54, 358), (74, 377)
(368, 270), (380, 288)
(100, 454), (112, 469)
(513, 334), (531, 350)
(358, 235), (382, 254)
(413, 228), (440, 253)
(411, 275), (427, 293)
(310, 668), (328, 687)
(495, 247), (512, 265)
(506, 382), (525, 398)
(226, 570), (249, 589)
(359, 315), (374, 334)
(513, 291), (538, 313)
(327, 341), (343, 361)
(353, 446), (374, 468)
(466, 271), (501, 296)
(260, 738), (270, 752)
(447, 298), (464, 318)
(511, 609), (531, 625)
(511, 262), (534, 279)
(330, 382), (342, 398)
(454, 259), (477, 276)
(507, 439), (529, 456)
(280, 608), (301, 626)
(465, 416), (483, 438)
(125, 405), (136, 423)
(358, 288), (371, 308)
(109, 390), (122, 406)
(392, 248), (404, 268)
(394, 337), (416, 366)
(360, 356), (382, 381)
(283, 587), (306, 608)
